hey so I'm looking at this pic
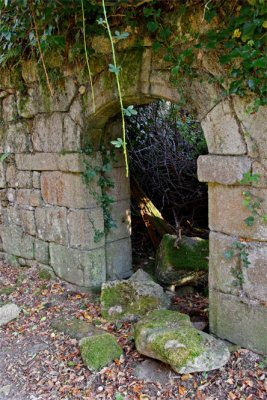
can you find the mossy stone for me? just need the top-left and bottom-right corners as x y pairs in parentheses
(100, 273), (170, 322)
(156, 234), (209, 285)
(38, 269), (52, 281)
(79, 333), (123, 371)
(134, 310), (230, 373)
(51, 318), (105, 341)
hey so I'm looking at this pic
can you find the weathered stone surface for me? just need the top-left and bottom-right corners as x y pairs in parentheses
(6, 164), (32, 188)
(68, 208), (104, 250)
(106, 200), (131, 243)
(79, 333), (123, 371)
(50, 243), (106, 288)
(0, 303), (20, 326)
(209, 184), (267, 240)
(33, 171), (40, 189)
(133, 359), (175, 385)
(35, 206), (68, 245)
(150, 70), (180, 103)
(1, 225), (34, 259)
(69, 98), (84, 127)
(135, 310), (230, 373)
(20, 209), (36, 236)
(16, 152), (102, 173)
(0, 121), (32, 153)
(106, 237), (132, 280)
(63, 115), (81, 151)
(198, 155), (251, 185)
(2, 95), (17, 122)
(100, 270), (170, 321)
(0, 163), (5, 188)
(209, 290), (267, 355)
(21, 60), (38, 83)
(201, 99), (247, 155)
(32, 113), (63, 152)
(210, 231), (267, 302)
(51, 318), (105, 340)
(233, 98), (267, 158)
(35, 239), (49, 264)
(107, 167), (130, 202)
(252, 159), (267, 188)
(16, 189), (42, 207)
(41, 171), (99, 208)
(156, 234), (209, 286)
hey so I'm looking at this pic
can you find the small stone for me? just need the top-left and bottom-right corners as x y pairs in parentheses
(79, 85), (86, 95)
(0, 384), (12, 396)
(79, 333), (123, 371)
(0, 303), (20, 326)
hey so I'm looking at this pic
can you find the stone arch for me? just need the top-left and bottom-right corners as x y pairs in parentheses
(0, 43), (266, 354)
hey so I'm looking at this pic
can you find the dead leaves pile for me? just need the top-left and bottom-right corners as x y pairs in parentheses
(0, 262), (266, 400)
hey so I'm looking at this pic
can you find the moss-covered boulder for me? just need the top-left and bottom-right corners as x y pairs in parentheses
(79, 333), (123, 371)
(134, 310), (230, 373)
(156, 234), (209, 286)
(51, 318), (105, 341)
(101, 270), (170, 322)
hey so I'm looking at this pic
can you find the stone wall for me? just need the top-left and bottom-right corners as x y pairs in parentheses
(0, 26), (266, 353)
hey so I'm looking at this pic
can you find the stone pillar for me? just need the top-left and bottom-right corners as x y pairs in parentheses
(198, 99), (267, 354)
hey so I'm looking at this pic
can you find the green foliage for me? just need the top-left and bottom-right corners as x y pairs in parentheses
(223, 240), (250, 287)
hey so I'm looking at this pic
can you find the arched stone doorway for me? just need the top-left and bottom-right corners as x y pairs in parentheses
(0, 44), (266, 354)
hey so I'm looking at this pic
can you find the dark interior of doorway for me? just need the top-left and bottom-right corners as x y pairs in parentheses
(126, 100), (209, 328)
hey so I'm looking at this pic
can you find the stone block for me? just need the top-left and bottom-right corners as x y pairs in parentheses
(209, 290), (267, 355)
(35, 206), (68, 245)
(106, 237), (132, 280)
(1, 225), (34, 259)
(243, 241), (267, 302)
(49, 243), (106, 288)
(6, 206), (20, 226)
(32, 113), (63, 152)
(107, 167), (130, 202)
(35, 239), (49, 265)
(0, 121), (32, 153)
(20, 209), (36, 236)
(16, 189), (42, 207)
(209, 184), (267, 241)
(197, 155), (251, 185)
(15, 152), (101, 173)
(150, 70), (180, 103)
(201, 99), (247, 155)
(69, 98), (84, 127)
(68, 208), (104, 250)
(41, 171), (99, 208)
(6, 164), (32, 188)
(209, 231), (267, 301)
(0, 163), (5, 188)
(233, 98), (267, 159)
(63, 115), (81, 151)
(33, 172), (40, 189)
(17, 88), (38, 118)
(2, 95), (17, 122)
(106, 200), (131, 243)
(7, 188), (15, 204)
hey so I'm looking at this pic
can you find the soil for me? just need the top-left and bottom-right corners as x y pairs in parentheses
(0, 262), (266, 400)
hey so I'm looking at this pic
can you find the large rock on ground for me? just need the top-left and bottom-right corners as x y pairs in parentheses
(101, 270), (170, 321)
(79, 333), (123, 371)
(0, 303), (20, 326)
(134, 310), (230, 374)
(156, 234), (209, 286)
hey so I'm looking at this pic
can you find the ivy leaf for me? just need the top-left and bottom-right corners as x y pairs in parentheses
(0, 152), (10, 162)
(114, 31), (129, 40)
(147, 21), (158, 33)
(108, 64), (120, 74)
(244, 216), (255, 226)
(97, 18), (105, 25)
(123, 105), (137, 117)
(143, 7), (155, 17)
(223, 249), (234, 260)
(111, 138), (124, 148)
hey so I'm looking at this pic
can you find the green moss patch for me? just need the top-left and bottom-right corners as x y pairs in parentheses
(79, 333), (123, 371)
(158, 234), (209, 272)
